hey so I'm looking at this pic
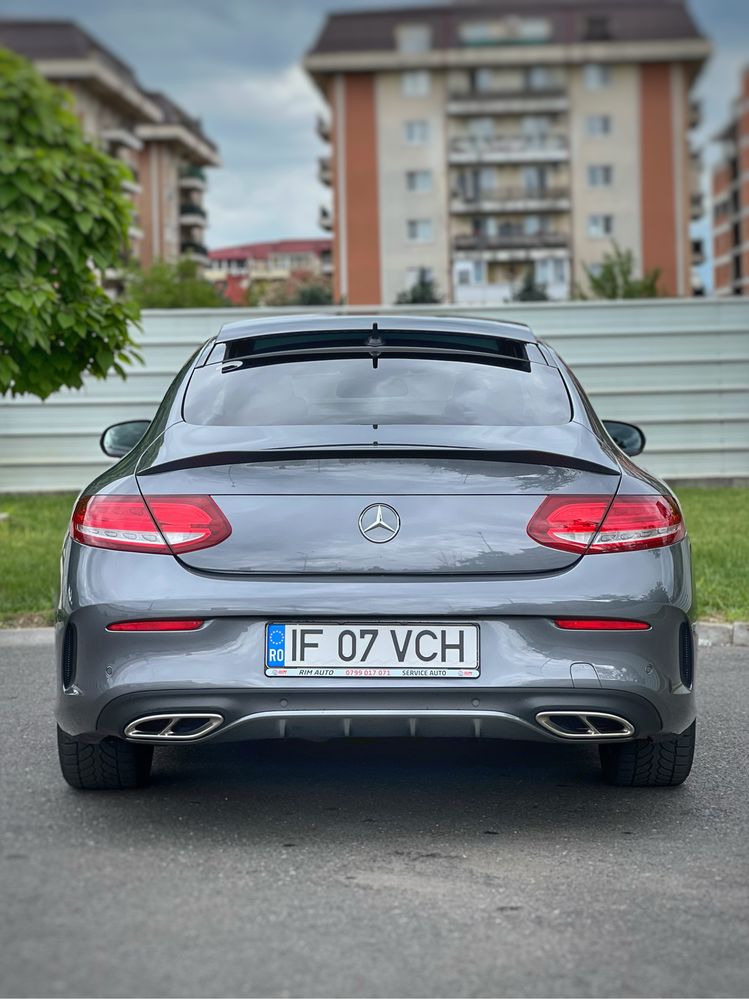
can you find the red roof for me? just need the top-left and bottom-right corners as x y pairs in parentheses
(209, 239), (332, 261)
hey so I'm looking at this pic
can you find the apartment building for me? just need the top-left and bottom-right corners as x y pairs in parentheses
(0, 20), (220, 272)
(712, 66), (749, 296)
(304, 0), (709, 305)
(206, 239), (333, 303)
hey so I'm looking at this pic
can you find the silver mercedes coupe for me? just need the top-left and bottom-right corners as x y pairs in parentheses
(55, 315), (696, 789)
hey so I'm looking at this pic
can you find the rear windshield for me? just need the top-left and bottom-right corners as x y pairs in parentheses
(183, 356), (571, 427)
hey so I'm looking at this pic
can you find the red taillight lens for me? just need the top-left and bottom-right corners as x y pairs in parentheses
(554, 618), (650, 631)
(528, 494), (684, 554)
(72, 495), (231, 554)
(107, 619), (204, 632)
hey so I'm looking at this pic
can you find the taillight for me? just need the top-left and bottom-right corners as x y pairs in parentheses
(107, 619), (204, 632)
(554, 618), (650, 631)
(71, 494), (231, 554)
(528, 494), (684, 554)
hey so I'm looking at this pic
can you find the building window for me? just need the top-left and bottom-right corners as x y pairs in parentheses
(404, 120), (430, 144)
(396, 24), (432, 54)
(527, 66), (559, 91)
(459, 18), (551, 46)
(406, 169), (433, 193)
(474, 68), (495, 93)
(588, 262), (603, 278)
(402, 70), (430, 98)
(407, 219), (433, 242)
(536, 258), (567, 285)
(587, 164), (613, 187)
(523, 165), (547, 193)
(479, 167), (496, 191)
(521, 115), (552, 137)
(583, 64), (611, 89)
(585, 114), (612, 136)
(587, 214), (614, 238)
(468, 116), (493, 139)
(455, 260), (484, 285)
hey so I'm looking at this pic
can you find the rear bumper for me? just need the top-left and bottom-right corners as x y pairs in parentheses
(97, 687), (664, 744)
(55, 537), (696, 743)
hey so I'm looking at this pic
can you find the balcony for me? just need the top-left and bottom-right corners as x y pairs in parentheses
(179, 164), (207, 191)
(121, 166), (141, 196)
(179, 203), (207, 226)
(181, 240), (209, 264)
(318, 156), (332, 187)
(452, 187), (571, 214)
(316, 115), (331, 143)
(453, 232), (569, 260)
(448, 134), (569, 164)
(690, 190), (704, 221)
(318, 204), (332, 232)
(447, 87), (568, 116)
(102, 127), (143, 152)
(689, 99), (701, 130)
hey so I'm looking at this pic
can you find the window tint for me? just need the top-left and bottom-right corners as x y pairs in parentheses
(184, 356), (571, 427)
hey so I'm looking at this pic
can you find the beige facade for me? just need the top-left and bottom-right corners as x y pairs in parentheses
(306, 3), (709, 305)
(568, 63), (643, 292)
(375, 71), (451, 304)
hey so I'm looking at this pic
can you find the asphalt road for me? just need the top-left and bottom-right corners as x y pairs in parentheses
(1, 636), (748, 999)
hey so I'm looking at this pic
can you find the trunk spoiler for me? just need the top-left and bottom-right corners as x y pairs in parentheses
(137, 423), (621, 478)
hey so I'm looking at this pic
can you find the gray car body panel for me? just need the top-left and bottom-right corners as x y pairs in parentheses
(56, 315), (695, 748)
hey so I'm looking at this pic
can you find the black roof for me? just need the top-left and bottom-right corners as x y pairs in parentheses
(309, 0), (704, 56)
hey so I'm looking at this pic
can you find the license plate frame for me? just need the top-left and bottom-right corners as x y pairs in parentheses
(265, 621), (480, 679)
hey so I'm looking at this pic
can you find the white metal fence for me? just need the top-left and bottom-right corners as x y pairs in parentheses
(2, 298), (748, 492)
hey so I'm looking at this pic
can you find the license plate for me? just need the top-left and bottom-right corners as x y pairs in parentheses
(265, 622), (479, 678)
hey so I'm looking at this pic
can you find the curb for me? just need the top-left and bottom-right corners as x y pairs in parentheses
(1, 623), (748, 648)
(695, 621), (749, 647)
(0, 626), (55, 647)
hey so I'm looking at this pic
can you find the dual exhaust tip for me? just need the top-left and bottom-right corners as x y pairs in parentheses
(124, 713), (223, 741)
(123, 709), (635, 743)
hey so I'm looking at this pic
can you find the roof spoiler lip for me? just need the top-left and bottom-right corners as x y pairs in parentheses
(136, 446), (620, 478)
(216, 313), (537, 343)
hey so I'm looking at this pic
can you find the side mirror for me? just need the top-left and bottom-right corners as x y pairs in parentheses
(603, 420), (646, 457)
(100, 420), (151, 458)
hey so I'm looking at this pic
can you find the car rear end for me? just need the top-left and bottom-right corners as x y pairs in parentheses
(56, 316), (696, 789)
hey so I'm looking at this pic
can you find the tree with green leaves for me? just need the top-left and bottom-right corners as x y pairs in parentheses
(395, 270), (441, 304)
(128, 259), (229, 308)
(0, 49), (140, 399)
(513, 270), (548, 302)
(581, 242), (662, 299)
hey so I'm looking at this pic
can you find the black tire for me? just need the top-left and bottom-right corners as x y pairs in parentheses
(599, 720), (696, 787)
(57, 725), (153, 790)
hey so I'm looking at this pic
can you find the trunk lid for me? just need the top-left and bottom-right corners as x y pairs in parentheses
(136, 423), (620, 575)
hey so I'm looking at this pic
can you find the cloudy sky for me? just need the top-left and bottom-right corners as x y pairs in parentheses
(0, 0), (747, 264)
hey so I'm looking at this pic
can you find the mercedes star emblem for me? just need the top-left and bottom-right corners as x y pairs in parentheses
(358, 503), (401, 544)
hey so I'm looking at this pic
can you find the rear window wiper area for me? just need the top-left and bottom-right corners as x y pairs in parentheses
(208, 329), (546, 366)
(217, 347), (534, 374)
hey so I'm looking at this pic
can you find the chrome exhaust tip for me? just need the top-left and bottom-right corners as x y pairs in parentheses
(124, 713), (223, 742)
(535, 710), (635, 740)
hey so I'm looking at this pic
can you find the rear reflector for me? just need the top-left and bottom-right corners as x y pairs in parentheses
(554, 618), (650, 631)
(527, 494), (684, 554)
(72, 494), (231, 554)
(107, 619), (204, 632)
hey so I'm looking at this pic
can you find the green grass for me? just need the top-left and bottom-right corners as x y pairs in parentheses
(675, 487), (749, 623)
(0, 488), (747, 627)
(0, 492), (76, 627)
